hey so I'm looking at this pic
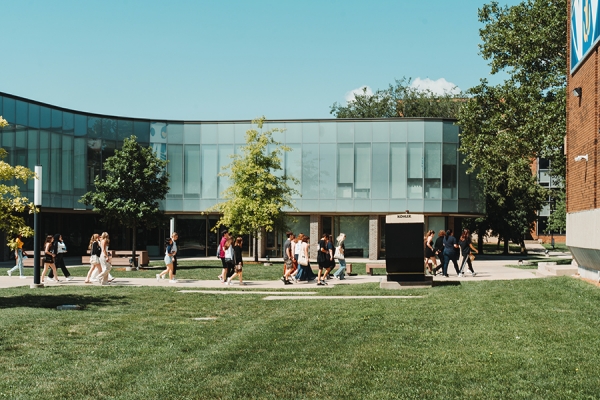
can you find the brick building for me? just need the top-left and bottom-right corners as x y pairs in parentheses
(567, 0), (600, 277)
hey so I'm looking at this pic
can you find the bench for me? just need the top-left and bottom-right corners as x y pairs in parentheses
(366, 263), (386, 275)
(21, 251), (45, 267)
(82, 250), (149, 266)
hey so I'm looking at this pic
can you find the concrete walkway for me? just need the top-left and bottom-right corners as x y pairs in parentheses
(0, 243), (572, 290)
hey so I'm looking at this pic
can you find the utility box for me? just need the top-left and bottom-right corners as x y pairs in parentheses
(385, 213), (428, 283)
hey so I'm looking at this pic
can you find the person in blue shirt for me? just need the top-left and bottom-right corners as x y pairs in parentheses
(442, 229), (460, 277)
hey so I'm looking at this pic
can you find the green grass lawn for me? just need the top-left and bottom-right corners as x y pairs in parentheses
(2, 277), (600, 399)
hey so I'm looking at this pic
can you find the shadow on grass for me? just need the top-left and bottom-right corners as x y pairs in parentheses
(432, 281), (461, 287)
(0, 293), (128, 310)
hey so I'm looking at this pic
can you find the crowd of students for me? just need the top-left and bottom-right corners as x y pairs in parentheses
(425, 228), (478, 277)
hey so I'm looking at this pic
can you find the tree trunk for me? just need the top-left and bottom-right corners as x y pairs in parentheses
(254, 231), (259, 262)
(520, 235), (527, 255)
(131, 224), (138, 268)
(477, 223), (485, 255)
(503, 238), (509, 255)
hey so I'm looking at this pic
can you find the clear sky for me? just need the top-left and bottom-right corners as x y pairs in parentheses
(1, 0), (521, 121)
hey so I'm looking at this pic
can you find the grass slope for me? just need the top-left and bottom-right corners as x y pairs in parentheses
(1, 277), (599, 399)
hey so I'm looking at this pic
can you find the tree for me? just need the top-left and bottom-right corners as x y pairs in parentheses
(330, 77), (464, 119)
(81, 135), (169, 266)
(209, 117), (299, 261)
(0, 116), (36, 243)
(457, 0), (566, 253)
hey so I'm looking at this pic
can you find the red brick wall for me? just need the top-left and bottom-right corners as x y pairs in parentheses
(567, 1), (600, 214)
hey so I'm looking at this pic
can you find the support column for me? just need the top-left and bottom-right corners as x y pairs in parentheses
(369, 215), (379, 260)
(310, 214), (319, 259)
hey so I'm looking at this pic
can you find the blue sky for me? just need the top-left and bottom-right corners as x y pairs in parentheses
(2, 0), (520, 121)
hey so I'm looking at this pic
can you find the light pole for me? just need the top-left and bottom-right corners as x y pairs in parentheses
(31, 165), (43, 288)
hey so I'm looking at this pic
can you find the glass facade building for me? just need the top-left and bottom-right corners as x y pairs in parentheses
(0, 92), (481, 260)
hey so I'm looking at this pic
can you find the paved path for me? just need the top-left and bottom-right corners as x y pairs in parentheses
(0, 259), (542, 290)
(0, 243), (571, 290)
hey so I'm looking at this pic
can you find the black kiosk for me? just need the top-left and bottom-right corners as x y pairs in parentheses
(381, 213), (433, 288)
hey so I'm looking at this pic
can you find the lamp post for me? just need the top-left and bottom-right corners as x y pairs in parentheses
(31, 165), (43, 288)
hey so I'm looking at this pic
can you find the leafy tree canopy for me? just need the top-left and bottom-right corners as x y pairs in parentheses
(457, 0), (566, 252)
(209, 117), (299, 259)
(0, 116), (36, 240)
(81, 136), (169, 259)
(330, 77), (464, 119)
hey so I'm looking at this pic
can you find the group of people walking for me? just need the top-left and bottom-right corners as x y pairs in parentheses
(281, 231), (348, 285)
(83, 232), (115, 285)
(6, 233), (74, 283)
(425, 228), (478, 277)
(216, 229), (245, 285)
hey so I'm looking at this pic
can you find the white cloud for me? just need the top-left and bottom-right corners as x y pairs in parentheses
(410, 78), (460, 95)
(345, 85), (373, 103)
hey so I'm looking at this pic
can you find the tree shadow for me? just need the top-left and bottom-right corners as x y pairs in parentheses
(0, 293), (129, 310)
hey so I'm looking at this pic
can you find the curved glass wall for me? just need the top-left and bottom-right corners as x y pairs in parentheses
(0, 92), (478, 215)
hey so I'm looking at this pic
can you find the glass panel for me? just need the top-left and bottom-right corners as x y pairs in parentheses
(74, 114), (86, 136)
(184, 145), (201, 197)
(424, 121), (443, 142)
(443, 143), (457, 199)
(372, 143), (389, 199)
(390, 143), (407, 198)
(201, 145), (218, 198)
(458, 152), (470, 199)
(62, 136), (73, 192)
(27, 130), (38, 191)
(302, 144), (319, 198)
(284, 215), (310, 239)
(118, 120), (134, 140)
(202, 124), (218, 144)
(407, 120), (424, 142)
(285, 144), (302, 198)
(150, 122), (168, 164)
(337, 122), (354, 142)
(217, 124), (235, 144)
(319, 143), (335, 198)
(133, 121), (151, 142)
(88, 117), (101, 137)
(39, 131), (49, 193)
(16, 100), (28, 126)
(167, 123), (184, 144)
(355, 122), (372, 142)
(373, 121), (390, 142)
(40, 106), (51, 129)
(28, 104), (40, 128)
(319, 122), (336, 143)
(334, 215), (369, 258)
(167, 145), (183, 195)
(102, 118), (117, 140)
(218, 145), (233, 197)
(338, 144), (354, 184)
(424, 143), (441, 199)
(285, 122), (302, 143)
(303, 123), (319, 143)
(354, 144), (371, 198)
(53, 109), (64, 130)
(50, 133), (61, 194)
(74, 138), (86, 191)
(3, 97), (16, 122)
(184, 124), (201, 144)
(337, 144), (353, 199)
(407, 143), (423, 178)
